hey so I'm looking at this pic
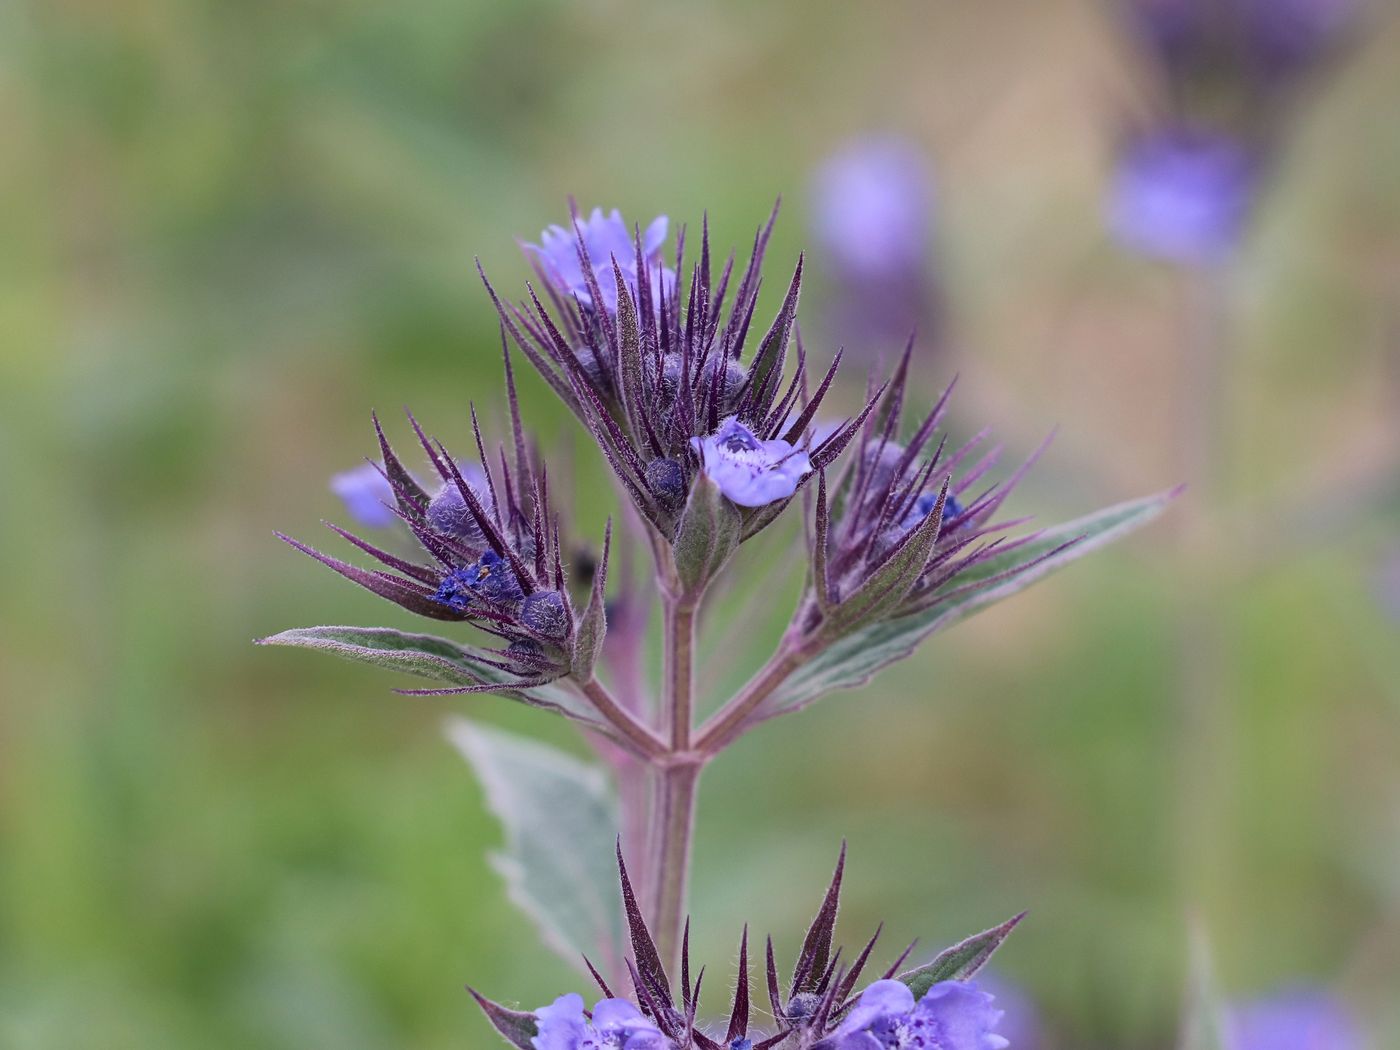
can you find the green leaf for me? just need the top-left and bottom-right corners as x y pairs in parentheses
(898, 913), (1024, 999)
(258, 625), (595, 723)
(770, 489), (1176, 712)
(447, 719), (623, 978)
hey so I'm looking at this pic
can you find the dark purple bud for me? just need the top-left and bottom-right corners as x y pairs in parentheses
(730, 1040), (753, 1050)
(657, 353), (685, 404)
(646, 457), (689, 509)
(701, 357), (748, 412)
(861, 441), (907, 494)
(426, 464), (494, 546)
(521, 590), (569, 638)
(785, 992), (821, 1024)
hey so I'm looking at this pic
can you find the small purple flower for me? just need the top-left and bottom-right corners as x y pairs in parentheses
(690, 416), (812, 508)
(1108, 129), (1258, 265)
(532, 992), (670, 1050)
(330, 462), (398, 529)
(1226, 987), (1366, 1050)
(432, 550), (523, 611)
(811, 138), (933, 277)
(977, 976), (1043, 1050)
(827, 978), (1008, 1050)
(526, 207), (676, 314)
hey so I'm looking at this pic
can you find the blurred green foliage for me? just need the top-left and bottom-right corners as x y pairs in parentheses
(2, 1), (1399, 1047)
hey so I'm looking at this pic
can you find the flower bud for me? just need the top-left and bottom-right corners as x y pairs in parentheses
(521, 590), (569, 638)
(785, 992), (822, 1024)
(645, 457), (688, 510)
(701, 357), (748, 411)
(427, 464), (494, 547)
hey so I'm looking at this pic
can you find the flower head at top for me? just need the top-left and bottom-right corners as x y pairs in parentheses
(1107, 129), (1257, 265)
(824, 979), (1008, 1050)
(526, 207), (676, 314)
(1226, 987), (1365, 1050)
(690, 417), (813, 508)
(331, 461), (399, 529)
(533, 993), (670, 1050)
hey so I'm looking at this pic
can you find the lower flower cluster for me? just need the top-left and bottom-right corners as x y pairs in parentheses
(475, 846), (1019, 1050)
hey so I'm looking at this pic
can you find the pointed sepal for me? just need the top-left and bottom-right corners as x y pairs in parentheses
(896, 912), (1025, 999)
(468, 988), (538, 1050)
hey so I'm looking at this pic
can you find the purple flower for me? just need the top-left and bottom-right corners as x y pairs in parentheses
(526, 207), (676, 314)
(690, 416), (812, 508)
(827, 979), (1008, 1050)
(330, 462), (398, 529)
(432, 550), (524, 611)
(1226, 987), (1366, 1050)
(811, 138), (932, 278)
(532, 993), (670, 1050)
(1107, 129), (1257, 265)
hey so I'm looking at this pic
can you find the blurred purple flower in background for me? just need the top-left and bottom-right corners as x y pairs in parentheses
(532, 992), (670, 1050)
(690, 416), (812, 508)
(1375, 546), (1400, 620)
(1107, 129), (1257, 265)
(526, 207), (676, 314)
(809, 137), (939, 356)
(330, 461), (398, 528)
(1245, 0), (1360, 79)
(824, 978), (1008, 1050)
(1226, 987), (1366, 1050)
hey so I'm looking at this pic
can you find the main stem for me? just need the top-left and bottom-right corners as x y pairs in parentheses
(650, 591), (700, 973)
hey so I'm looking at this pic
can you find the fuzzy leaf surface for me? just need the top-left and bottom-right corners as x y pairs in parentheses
(897, 913), (1024, 999)
(447, 718), (623, 978)
(259, 625), (593, 721)
(769, 489), (1175, 712)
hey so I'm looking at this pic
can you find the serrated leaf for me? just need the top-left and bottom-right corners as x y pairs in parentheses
(258, 625), (595, 723)
(447, 719), (623, 978)
(770, 489), (1176, 712)
(897, 913), (1024, 999)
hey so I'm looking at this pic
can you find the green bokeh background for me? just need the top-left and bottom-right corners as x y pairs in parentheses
(3, 1), (1398, 1047)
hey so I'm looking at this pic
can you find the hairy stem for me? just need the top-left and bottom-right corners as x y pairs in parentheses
(647, 758), (703, 975)
(578, 676), (668, 760)
(663, 598), (698, 750)
(694, 639), (805, 754)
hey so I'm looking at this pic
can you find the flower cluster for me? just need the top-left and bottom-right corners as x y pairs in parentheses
(1108, 0), (1359, 263)
(279, 379), (606, 695)
(793, 354), (1060, 649)
(483, 204), (872, 556)
(473, 846), (1018, 1050)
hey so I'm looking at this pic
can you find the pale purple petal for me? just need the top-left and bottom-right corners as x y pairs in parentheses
(909, 981), (1009, 1050)
(524, 207), (672, 315)
(690, 416), (812, 508)
(330, 462), (398, 529)
(532, 992), (588, 1050)
(834, 979), (916, 1037)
